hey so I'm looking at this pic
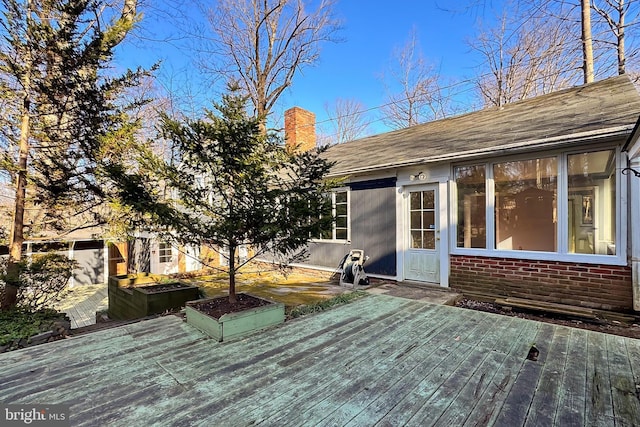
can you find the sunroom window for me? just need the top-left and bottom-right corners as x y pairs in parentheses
(455, 165), (486, 248)
(454, 148), (618, 257)
(494, 157), (557, 252)
(567, 150), (616, 255)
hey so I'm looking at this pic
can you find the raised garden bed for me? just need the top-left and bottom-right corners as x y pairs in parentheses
(108, 276), (199, 320)
(108, 272), (164, 288)
(185, 293), (284, 342)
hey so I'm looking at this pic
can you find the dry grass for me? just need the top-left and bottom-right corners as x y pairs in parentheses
(53, 268), (347, 322)
(184, 269), (347, 307)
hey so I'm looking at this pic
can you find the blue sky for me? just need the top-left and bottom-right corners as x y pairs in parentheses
(284, 1), (486, 134)
(115, 1), (503, 136)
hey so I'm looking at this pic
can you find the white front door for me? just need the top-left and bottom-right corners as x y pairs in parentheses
(404, 185), (440, 283)
(151, 240), (178, 275)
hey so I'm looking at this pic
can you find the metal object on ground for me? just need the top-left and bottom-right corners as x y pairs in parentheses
(339, 249), (370, 288)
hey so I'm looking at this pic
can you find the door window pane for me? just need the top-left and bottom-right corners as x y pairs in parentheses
(423, 212), (435, 229)
(567, 150), (616, 255)
(410, 192), (421, 210)
(411, 211), (421, 229)
(455, 165), (486, 248)
(411, 230), (423, 248)
(494, 158), (557, 251)
(423, 191), (434, 209)
(410, 190), (436, 249)
(423, 231), (436, 249)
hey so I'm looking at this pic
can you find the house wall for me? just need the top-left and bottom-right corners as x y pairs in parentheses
(306, 184), (397, 276)
(71, 241), (105, 286)
(627, 154), (640, 310)
(1, 240), (107, 286)
(449, 255), (633, 311)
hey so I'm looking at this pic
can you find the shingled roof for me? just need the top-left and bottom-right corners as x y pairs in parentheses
(323, 75), (640, 177)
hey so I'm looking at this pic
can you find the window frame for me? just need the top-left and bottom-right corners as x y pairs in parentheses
(451, 144), (626, 266)
(312, 188), (351, 243)
(158, 241), (173, 264)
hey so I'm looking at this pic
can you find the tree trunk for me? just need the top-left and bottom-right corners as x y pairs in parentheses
(618, 0), (626, 75)
(2, 0), (32, 310)
(3, 101), (30, 310)
(3, 91), (31, 311)
(103, 0), (138, 49)
(582, 0), (595, 83)
(228, 244), (237, 304)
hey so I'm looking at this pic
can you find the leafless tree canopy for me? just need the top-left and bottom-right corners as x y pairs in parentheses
(379, 28), (450, 130)
(529, 0), (640, 78)
(591, 0), (640, 76)
(321, 98), (371, 145)
(203, 0), (341, 124)
(471, 6), (583, 107)
(466, 0), (640, 105)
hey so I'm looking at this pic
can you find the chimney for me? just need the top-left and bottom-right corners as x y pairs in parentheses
(284, 107), (316, 152)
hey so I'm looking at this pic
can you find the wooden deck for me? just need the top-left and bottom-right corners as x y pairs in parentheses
(1, 294), (640, 426)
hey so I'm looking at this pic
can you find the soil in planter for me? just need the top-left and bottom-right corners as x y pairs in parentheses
(137, 283), (191, 293)
(192, 294), (272, 319)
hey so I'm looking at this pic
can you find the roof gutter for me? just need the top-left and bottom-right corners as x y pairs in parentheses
(622, 114), (640, 154)
(327, 125), (633, 178)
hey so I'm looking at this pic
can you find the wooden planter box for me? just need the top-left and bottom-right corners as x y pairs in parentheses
(185, 294), (285, 342)
(108, 278), (200, 320)
(108, 272), (164, 288)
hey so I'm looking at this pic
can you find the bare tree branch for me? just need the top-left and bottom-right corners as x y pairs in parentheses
(470, 8), (582, 107)
(379, 27), (451, 129)
(200, 0), (341, 127)
(322, 98), (371, 145)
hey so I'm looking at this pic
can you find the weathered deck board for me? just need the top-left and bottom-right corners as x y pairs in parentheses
(556, 328), (588, 426)
(524, 325), (570, 426)
(607, 334), (640, 423)
(310, 311), (496, 426)
(345, 315), (522, 426)
(215, 302), (445, 425)
(1, 294), (639, 427)
(395, 315), (519, 426)
(177, 300), (435, 426)
(435, 318), (539, 426)
(487, 322), (557, 426)
(79, 295), (418, 426)
(432, 316), (540, 426)
(315, 308), (488, 427)
(586, 331), (616, 426)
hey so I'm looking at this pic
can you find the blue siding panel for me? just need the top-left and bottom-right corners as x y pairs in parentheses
(307, 185), (397, 276)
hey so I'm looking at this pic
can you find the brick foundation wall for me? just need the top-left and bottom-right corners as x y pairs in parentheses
(449, 255), (633, 312)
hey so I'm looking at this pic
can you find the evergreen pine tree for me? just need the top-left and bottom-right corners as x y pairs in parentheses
(0, 0), (148, 309)
(120, 86), (336, 303)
